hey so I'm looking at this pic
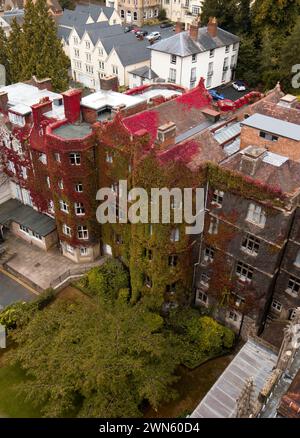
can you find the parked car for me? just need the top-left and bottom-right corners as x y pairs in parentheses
(131, 28), (141, 33)
(232, 80), (247, 92)
(124, 25), (135, 33)
(209, 89), (225, 101)
(146, 31), (161, 42)
(136, 30), (148, 37)
(160, 22), (172, 28)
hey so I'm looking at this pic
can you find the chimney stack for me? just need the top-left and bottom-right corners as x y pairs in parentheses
(239, 146), (267, 176)
(189, 19), (199, 41)
(156, 122), (176, 148)
(0, 91), (8, 113)
(100, 75), (119, 92)
(62, 89), (82, 124)
(175, 21), (183, 34)
(31, 97), (53, 127)
(207, 17), (218, 38)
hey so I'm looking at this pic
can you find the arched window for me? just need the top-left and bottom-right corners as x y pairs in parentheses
(120, 9), (125, 18)
(133, 11), (137, 21)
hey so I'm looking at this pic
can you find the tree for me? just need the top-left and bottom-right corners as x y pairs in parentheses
(201, 0), (237, 31)
(235, 35), (261, 87)
(86, 259), (129, 300)
(6, 18), (23, 83)
(0, 27), (10, 84)
(10, 297), (180, 417)
(252, 0), (300, 36)
(279, 18), (300, 93)
(158, 8), (167, 21)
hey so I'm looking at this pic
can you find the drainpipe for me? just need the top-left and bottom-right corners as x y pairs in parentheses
(180, 56), (183, 87)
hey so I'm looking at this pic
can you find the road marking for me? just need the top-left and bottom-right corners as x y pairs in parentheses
(0, 267), (39, 296)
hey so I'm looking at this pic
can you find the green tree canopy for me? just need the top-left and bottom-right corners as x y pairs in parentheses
(6, 18), (23, 83)
(10, 297), (180, 417)
(279, 17), (300, 93)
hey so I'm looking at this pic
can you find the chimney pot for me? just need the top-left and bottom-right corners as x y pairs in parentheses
(189, 19), (199, 41)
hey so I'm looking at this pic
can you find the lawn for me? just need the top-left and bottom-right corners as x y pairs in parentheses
(0, 359), (41, 418)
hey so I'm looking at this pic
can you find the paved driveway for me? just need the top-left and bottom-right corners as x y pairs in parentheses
(0, 271), (36, 310)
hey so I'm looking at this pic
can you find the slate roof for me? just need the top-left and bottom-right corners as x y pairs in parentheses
(191, 339), (277, 418)
(2, 9), (24, 26)
(150, 26), (239, 57)
(57, 25), (71, 42)
(0, 199), (56, 236)
(129, 66), (158, 80)
(58, 4), (115, 28)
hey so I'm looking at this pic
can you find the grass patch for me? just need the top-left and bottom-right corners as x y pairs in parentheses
(0, 362), (41, 418)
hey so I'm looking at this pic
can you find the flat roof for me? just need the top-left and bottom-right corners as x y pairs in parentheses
(53, 122), (92, 139)
(191, 339), (277, 418)
(81, 87), (182, 111)
(0, 83), (63, 117)
(0, 199), (56, 236)
(241, 113), (300, 141)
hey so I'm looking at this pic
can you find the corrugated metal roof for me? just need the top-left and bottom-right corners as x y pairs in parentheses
(241, 113), (300, 141)
(0, 199), (56, 237)
(191, 339), (277, 418)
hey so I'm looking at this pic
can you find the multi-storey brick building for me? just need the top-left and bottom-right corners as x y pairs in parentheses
(1, 76), (300, 338)
(117, 0), (161, 26)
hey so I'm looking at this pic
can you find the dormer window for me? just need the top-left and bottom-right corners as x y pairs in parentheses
(171, 54), (177, 64)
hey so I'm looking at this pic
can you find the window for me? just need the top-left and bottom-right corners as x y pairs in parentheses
(168, 255), (178, 267)
(98, 47), (104, 56)
(228, 310), (239, 322)
(241, 234), (260, 255)
(62, 223), (72, 236)
(212, 189), (224, 206)
(19, 224), (29, 234)
(197, 290), (208, 304)
(58, 180), (64, 190)
(46, 176), (51, 188)
(259, 131), (278, 141)
(21, 166), (27, 180)
(169, 68), (176, 83)
(144, 248), (152, 260)
(59, 200), (69, 213)
(225, 45), (230, 53)
(286, 276), (300, 296)
(133, 11), (137, 21)
(203, 246), (214, 263)
(80, 247), (89, 256)
(209, 49), (215, 58)
(272, 300), (282, 312)
(74, 48), (80, 58)
(231, 292), (245, 308)
(75, 183), (83, 193)
(39, 153), (47, 164)
(206, 75), (212, 88)
(190, 67), (196, 84)
(233, 42), (239, 51)
(75, 202), (85, 216)
(7, 160), (16, 174)
(192, 54), (197, 63)
(192, 5), (200, 15)
(120, 9), (125, 18)
(208, 216), (219, 235)
(236, 261), (253, 282)
(170, 228), (180, 242)
(99, 61), (105, 70)
(247, 203), (266, 227)
(48, 200), (55, 214)
(112, 65), (118, 75)
(171, 54), (177, 64)
(106, 151), (113, 163)
(75, 61), (82, 70)
(86, 64), (93, 74)
(65, 244), (74, 254)
(73, 37), (78, 45)
(145, 275), (152, 288)
(166, 283), (176, 294)
(77, 225), (89, 240)
(69, 152), (81, 165)
(295, 250), (300, 267)
(86, 53), (91, 62)
(85, 41), (90, 49)
(289, 309), (297, 320)
(54, 152), (60, 162)
(200, 273), (210, 286)
(32, 231), (42, 240)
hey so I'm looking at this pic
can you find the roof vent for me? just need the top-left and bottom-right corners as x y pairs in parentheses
(239, 146), (267, 176)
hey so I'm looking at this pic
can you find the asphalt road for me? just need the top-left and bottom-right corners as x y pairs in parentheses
(0, 271), (36, 310)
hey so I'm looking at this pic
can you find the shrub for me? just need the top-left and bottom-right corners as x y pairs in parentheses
(87, 259), (129, 301)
